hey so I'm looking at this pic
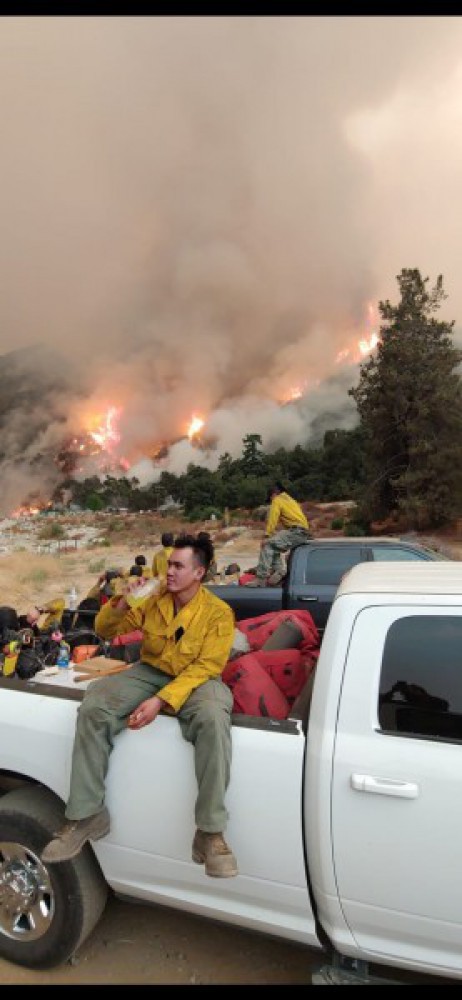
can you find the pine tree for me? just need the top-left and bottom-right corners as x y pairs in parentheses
(349, 268), (462, 529)
(240, 434), (264, 474)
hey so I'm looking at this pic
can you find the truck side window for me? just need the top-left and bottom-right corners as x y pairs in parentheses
(378, 615), (462, 740)
(303, 548), (363, 586)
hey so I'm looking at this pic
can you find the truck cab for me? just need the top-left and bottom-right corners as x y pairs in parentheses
(286, 536), (444, 632)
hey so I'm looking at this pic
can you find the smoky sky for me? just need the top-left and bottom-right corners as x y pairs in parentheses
(2, 15), (462, 508)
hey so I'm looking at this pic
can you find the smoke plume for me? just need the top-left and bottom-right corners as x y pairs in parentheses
(1, 16), (462, 510)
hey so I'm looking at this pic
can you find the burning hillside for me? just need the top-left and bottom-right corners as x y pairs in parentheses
(0, 306), (380, 516)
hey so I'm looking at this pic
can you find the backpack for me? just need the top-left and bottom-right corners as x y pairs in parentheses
(107, 631), (142, 664)
(15, 646), (44, 680)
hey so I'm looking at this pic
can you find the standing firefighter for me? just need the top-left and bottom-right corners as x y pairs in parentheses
(152, 532), (174, 579)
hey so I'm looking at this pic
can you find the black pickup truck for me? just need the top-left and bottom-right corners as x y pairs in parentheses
(206, 537), (447, 633)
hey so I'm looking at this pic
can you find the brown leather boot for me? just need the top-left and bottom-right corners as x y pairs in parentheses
(192, 830), (238, 878)
(41, 807), (110, 863)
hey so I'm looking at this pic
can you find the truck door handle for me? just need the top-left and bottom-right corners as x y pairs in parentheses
(298, 596), (318, 603)
(351, 774), (419, 799)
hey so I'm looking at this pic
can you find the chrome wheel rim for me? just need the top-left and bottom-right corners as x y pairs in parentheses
(0, 841), (55, 941)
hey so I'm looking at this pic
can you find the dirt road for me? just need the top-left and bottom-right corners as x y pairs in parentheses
(0, 894), (319, 985)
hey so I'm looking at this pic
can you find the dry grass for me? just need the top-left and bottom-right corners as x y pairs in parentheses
(0, 520), (263, 615)
(4, 501), (455, 617)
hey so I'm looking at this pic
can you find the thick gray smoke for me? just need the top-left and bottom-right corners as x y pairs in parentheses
(1, 16), (462, 509)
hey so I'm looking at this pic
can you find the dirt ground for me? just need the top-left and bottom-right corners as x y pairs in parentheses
(1, 505), (461, 984)
(0, 898), (322, 985)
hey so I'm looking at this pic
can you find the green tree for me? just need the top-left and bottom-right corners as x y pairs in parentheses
(240, 434), (264, 475)
(182, 465), (221, 514)
(86, 493), (104, 512)
(349, 269), (462, 528)
(236, 475), (267, 509)
(321, 428), (366, 501)
(217, 452), (235, 480)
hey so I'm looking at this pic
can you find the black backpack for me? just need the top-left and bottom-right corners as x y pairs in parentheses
(15, 645), (44, 680)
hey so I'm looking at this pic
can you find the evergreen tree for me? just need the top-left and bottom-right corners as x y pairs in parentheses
(217, 452), (235, 480)
(240, 434), (264, 474)
(349, 269), (462, 528)
(321, 428), (366, 502)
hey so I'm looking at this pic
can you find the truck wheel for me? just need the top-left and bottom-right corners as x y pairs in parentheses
(0, 784), (108, 969)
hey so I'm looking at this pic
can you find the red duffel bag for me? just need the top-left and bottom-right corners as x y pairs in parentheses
(255, 649), (307, 703)
(237, 609), (320, 659)
(222, 648), (308, 718)
(111, 630), (143, 646)
(222, 653), (289, 719)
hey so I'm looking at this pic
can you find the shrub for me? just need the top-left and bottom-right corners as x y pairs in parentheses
(38, 522), (65, 540)
(186, 506), (223, 523)
(88, 558), (106, 573)
(331, 517), (344, 530)
(21, 568), (49, 586)
(344, 522), (366, 537)
(105, 518), (124, 533)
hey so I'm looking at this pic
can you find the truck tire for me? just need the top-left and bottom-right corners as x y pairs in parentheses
(0, 784), (108, 969)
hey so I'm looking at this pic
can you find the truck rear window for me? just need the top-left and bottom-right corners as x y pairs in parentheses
(303, 548), (363, 586)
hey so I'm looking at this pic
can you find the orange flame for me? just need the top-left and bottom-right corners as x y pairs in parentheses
(280, 385), (303, 404)
(11, 505), (40, 518)
(187, 415), (205, 440)
(358, 332), (379, 356)
(336, 302), (381, 364)
(88, 406), (121, 451)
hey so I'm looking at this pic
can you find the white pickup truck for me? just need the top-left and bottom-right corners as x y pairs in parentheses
(1, 561), (462, 983)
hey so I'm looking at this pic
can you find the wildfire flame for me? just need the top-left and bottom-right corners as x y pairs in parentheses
(187, 415), (205, 440)
(336, 302), (381, 364)
(11, 504), (41, 518)
(335, 330), (380, 365)
(54, 404), (129, 480)
(358, 332), (379, 356)
(279, 384), (307, 405)
(87, 406), (121, 451)
(280, 304), (381, 405)
(16, 300), (385, 518)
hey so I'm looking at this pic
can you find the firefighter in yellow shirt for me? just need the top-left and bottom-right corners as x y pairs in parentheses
(245, 481), (312, 587)
(133, 554), (153, 578)
(42, 533), (238, 879)
(152, 532), (174, 579)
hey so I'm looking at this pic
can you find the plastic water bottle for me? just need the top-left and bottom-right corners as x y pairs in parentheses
(57, 642), (70, 669)
(67, 585), (78, 611)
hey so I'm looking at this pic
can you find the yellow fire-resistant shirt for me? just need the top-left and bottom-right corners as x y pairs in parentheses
(94, 584), (235, 713)
(152, 546), (173, 578)
(40, 598), (65, 629)
(265, 492), (309, 536)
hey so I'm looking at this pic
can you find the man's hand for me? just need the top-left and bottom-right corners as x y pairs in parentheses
(127, 695), (164, 730)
